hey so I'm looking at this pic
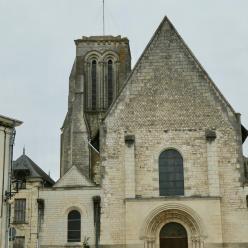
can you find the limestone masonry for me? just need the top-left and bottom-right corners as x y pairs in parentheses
(9, 16), (248, 248)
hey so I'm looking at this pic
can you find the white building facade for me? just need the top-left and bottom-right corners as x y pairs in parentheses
(0, 115), (22, 248)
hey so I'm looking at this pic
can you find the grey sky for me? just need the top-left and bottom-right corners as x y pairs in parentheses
(0, 0), (247, 180)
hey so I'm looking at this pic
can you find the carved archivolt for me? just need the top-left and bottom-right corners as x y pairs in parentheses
(140, 203), (207, 247)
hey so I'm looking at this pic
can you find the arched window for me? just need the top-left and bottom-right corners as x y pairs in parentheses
(160, 222), (188, 248)
(68, 210), (81, 242)
(91, 60), (97, 110)
(107, 60), (113, 107)
(159, 149), (184, 196)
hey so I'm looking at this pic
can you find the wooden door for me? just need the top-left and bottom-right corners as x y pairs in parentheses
(160, 222), (188, 248)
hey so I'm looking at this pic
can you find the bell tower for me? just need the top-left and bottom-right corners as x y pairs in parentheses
(60, 35), (131, 178)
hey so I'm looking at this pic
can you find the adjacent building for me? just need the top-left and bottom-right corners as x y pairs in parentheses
(0, 115), (22, 248)
(10, 152), (100, 248)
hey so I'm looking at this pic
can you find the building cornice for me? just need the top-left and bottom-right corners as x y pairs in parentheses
(0, 114), (22, 128)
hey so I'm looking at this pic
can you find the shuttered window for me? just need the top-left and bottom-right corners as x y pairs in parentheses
(68, 210), (81, 242)
(159, 149), (184, 196)
(14, 199), (26, 223)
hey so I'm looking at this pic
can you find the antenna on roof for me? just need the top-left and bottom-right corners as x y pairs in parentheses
(23, 146), (25, 155)
(102, 0), (105, 35)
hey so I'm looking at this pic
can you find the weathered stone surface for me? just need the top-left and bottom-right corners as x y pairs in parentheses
(10, 17), (248, 248)
(60, 36), (131, 180)
(100, 17), (247, 247)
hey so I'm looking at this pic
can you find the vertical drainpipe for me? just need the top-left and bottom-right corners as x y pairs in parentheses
(93, 196), (101, 248)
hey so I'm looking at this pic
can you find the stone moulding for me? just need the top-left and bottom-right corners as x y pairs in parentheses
(140, 203), (207, 248)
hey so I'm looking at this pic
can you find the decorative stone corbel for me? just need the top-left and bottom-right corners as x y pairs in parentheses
(205, 129), (216, 142)
(124, 134), (135, 147)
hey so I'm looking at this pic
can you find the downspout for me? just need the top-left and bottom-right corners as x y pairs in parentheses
(93, 196), (101, 248)
(9, 128), (16, 211)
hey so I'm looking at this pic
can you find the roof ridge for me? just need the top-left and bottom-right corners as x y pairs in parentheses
(102, 16), (170, 121)
(165, 18), (237, 116)
(54, 165), (94, 187)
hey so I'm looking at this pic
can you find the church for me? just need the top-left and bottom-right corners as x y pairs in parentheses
(10, 16), (248, 248)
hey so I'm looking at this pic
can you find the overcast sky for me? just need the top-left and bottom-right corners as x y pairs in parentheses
(0, 0), (247, 180)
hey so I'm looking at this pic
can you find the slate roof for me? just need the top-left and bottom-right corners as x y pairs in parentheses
(13, 153), (55, 186)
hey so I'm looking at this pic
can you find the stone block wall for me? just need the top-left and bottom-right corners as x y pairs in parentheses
(10, 179), (101, 248)
(99, 18), (247, 247)
(10, 180), (41, 248)
(60, 36), (131, 179)
(39, 187), (101, 248)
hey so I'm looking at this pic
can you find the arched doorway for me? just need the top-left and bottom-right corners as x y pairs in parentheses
(160, 222), (188, 248)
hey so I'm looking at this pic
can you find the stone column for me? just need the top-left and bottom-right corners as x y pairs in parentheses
(191, 239), (196, 248)
(145, 239), (155, 248)
(124, 135), (135, 198)
(206, 130), (220, 196)
(200, 240), (205, 248)
(192, 237), (204, 248)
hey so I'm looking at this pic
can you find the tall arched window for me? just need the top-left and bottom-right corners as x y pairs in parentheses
(159, 149), (184, 196)
(91, 60), (97, 110)
(107, 60), (113, 107)
(68, 210), (81, 242)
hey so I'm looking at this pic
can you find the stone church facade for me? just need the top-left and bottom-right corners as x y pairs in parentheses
(10, 17), (248, 248)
